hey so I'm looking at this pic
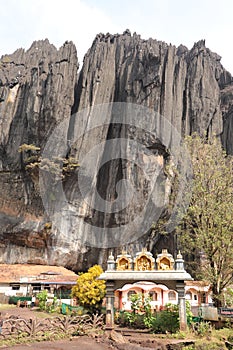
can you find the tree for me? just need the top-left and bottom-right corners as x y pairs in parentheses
(71, 265), (106, 312)
(178, 134), (233, 306)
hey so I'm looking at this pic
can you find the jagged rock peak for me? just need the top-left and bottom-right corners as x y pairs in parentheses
(193, 39), (206, 48)
(1, 39), (77, 67)
(87, 31), (224, 69)
(28, 38), (56, 51)
(0, 38), (78, 167)
(0, 32), (233, 270)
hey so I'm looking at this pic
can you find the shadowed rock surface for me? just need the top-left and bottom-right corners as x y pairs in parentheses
(0, 32), (232, 270)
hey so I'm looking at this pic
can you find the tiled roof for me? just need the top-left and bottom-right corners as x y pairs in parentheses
(0, 264), (78, 283)
(37, 275), (78, 284)
(185, 280), (210, 287)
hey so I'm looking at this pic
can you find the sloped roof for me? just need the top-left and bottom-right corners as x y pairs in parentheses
(38, 275), (78, 284)
(0, 264), (78, 283)
(185, 280), (210, 287)
(185, 280), (211, 292)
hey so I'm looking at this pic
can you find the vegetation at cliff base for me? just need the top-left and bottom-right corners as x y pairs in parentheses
(178, 134), (233, 306)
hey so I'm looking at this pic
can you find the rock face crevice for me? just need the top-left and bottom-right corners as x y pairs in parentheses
(0, 32), (232, 270)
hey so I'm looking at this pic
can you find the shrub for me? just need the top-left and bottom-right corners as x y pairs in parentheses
(150, 304), (179, 333)
(72, 265), (106, 313)
(192, 321), (212, 337)
(116, 299), (192, 334)
(37, 290), (48, 311)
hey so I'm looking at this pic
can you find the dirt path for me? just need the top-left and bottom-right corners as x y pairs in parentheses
(0, 305), (46, 319)
(2, 337), (114, 350)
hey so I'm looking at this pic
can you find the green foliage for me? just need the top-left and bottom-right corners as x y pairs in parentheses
(37, 290), (48, 311)
(178, 134), (233, 306)
(117, 293), (154, 329)
(192, 321), (212, 337)
(150, 304), (179, 333)
(36, 290), (60, 313)
(224, 287), (233, 307)
(120, 311), (146, 328)
(71, 265), (106, 313)
(130, 302), (180, 333)
(46, 296), (59, 313)
(130, 293), (144, 314)
(189, 343), (222, 350)
(185, 301), (193, 325)
(116, 297), (193, 334)
(143, 295), (154, 328)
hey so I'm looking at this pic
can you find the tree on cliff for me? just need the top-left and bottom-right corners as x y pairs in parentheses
(72, 265), (106, 312)
(178, 134), (233, 306)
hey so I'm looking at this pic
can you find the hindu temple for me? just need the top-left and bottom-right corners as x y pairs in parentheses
(99, 248), (193, 330)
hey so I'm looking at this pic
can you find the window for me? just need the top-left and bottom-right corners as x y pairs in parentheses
(10, 284), (20, 291)
(185, 292), (192, 300)
(31, 284), (41, 291)
(127, 290), (137, 301)
(194, 294), (198, 301)
(168, 291), (177, 301)
(201, 293), (206, 304)
(149, 291), (158, 301)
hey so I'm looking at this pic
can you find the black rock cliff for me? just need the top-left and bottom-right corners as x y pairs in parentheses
(0, 32), (232, 270)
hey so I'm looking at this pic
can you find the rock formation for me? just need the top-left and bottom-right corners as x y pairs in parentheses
(0, 32), (232, 270)
(0, 39), (78, 266)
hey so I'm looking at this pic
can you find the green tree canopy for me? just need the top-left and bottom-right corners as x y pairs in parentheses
(71, 265), (106, 312)
(178, 134), (233, 306)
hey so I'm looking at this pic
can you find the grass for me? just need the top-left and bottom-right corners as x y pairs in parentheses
(150, 324), (233, 349)
(180, 327), (233, 349)
(0, 304), (16, 310)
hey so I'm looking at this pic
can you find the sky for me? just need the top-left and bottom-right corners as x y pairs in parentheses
(0, 0), (233, 74)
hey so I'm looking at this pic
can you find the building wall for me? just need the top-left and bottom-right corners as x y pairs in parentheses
(0, 284), (28, 297)
(116, 283), (212, 311)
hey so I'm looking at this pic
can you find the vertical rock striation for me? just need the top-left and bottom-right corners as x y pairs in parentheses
(0, 39), (78, 265)
(0, 31), (232, 270)
(68, 32), (232, 269)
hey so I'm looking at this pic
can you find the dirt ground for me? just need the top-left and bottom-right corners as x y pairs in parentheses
(0, 306), (114, 349)
(0, 305), (46, 320)
(0, 306), (194, 350)
(1, 337), (114, 350)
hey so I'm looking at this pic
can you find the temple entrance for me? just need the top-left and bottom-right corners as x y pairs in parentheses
(99, 249), (193, 331)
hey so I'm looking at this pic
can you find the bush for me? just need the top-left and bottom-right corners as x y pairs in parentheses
(192, 321), (212, 337)
(37, 290), (48, 311)
(150, 304), (179, 333)
(72, 265), (106, 313)
(46, 296), (60, 313)
(116, 299), (192, 334)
